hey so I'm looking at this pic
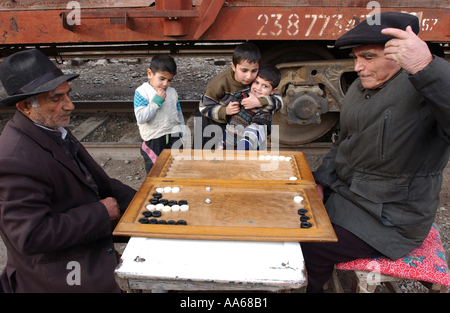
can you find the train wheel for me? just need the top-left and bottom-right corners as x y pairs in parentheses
(272, 112), (339, 145)
(262, 43), (339, 145)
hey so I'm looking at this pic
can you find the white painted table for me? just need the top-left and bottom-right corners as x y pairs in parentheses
(115, 237), (306, 292)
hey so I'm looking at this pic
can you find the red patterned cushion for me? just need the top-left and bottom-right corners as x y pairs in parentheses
(337, 224), (450, 287)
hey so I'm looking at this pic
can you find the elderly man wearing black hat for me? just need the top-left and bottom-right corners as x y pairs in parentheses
(301, 12), (450, 293)
(0, 49), (136, 292)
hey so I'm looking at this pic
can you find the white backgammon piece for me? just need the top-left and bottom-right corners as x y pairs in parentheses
(294, 196), (304, 203)
(156, 187), (164, 193)
(289, 177), (298, 180)
(163, 187), (172, 193)
(171, 187), (180, 193)
(162, 206), (172, 212)
(146, 204), (156, 211)
(180, 205), (189, 212)
(171, 205), (180, 212)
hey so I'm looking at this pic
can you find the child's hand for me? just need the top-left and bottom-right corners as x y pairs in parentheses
(241, 93), (261, 110)
(156, 88), (167, 99)
(226, 101), (240, 115)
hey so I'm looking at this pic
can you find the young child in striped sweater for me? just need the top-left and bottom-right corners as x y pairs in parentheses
(222, 64), (281, 150)
(195, 43), (282, 150)
(134, 54), (186, 173)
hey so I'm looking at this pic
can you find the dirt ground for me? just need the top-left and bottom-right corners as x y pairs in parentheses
(0, 56), (449, 292)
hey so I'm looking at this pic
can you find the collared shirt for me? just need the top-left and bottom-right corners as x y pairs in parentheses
(34, 123), (68, 139)
(36, 124), (99, 194)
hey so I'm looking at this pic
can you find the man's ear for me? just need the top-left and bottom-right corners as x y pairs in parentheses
(16, 99), (33, 116)
(270, 87), (278, 95)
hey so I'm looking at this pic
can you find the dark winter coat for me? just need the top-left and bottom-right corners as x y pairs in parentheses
(314, 56), (450, 260)
(0, 111), (136, 292)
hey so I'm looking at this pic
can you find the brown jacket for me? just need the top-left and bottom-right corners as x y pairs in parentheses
(0, 111), (136, 292)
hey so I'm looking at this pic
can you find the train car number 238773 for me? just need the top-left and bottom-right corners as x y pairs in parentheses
(255, 12), (437, 38)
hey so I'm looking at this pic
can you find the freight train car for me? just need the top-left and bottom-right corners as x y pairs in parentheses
(0, 0), (448, 144)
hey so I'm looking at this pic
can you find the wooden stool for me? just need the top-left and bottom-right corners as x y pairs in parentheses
(349, 270), (449, 293)
(335, 224), (450, 293)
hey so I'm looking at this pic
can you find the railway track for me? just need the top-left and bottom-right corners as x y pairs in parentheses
(0, 100), (332, 159)
(0, 99), (199, 114)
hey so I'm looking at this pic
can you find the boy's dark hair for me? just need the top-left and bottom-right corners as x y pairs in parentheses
(232, 42), (261, 66)
(258, 64), (281, 89)
(150, 54), (177, 75)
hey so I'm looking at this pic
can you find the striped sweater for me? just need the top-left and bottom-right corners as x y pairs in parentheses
(199, 68), (282, 123)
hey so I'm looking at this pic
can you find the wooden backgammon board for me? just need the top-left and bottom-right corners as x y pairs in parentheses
(113, 149), (337, 242)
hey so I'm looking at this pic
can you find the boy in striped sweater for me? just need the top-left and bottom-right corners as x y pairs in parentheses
(195, 43), (282, 150)
(223, 64), (281, 150)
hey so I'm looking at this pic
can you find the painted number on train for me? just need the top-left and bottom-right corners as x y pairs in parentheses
(257, 13), (357, 37)
(256, 13), (436, 37)
(422, 18), (438, 31)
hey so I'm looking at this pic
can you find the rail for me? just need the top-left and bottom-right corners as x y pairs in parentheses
(83, 141), (332, 160)
(0, 99), (199, 114)
(0, 100), (332, 157)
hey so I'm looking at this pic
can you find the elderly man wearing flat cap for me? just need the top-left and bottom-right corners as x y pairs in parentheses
(301, 12), (450, 292)
(0, 49), (136, 292)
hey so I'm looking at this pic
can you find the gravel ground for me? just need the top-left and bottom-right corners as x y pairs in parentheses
(0, 56), (449, 293)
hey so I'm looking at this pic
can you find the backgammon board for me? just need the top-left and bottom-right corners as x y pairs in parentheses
(113, 149), (337, 242)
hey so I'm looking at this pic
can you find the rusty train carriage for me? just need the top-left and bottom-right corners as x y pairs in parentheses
(1, 0), (449, 144)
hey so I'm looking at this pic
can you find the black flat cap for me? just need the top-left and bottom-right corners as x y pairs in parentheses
(335, 12), (420, 49)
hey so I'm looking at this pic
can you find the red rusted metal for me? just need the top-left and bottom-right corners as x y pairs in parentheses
(193, 0), (226, 40)
(0, 1), (449, 46)
(158, 0), (194, 36)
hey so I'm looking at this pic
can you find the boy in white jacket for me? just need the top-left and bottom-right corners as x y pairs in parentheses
(134, 54), (185, 173)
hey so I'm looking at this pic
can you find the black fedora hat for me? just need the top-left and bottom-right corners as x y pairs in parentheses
(0, 49), (79, 107)
(335, 12), (420, 49)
